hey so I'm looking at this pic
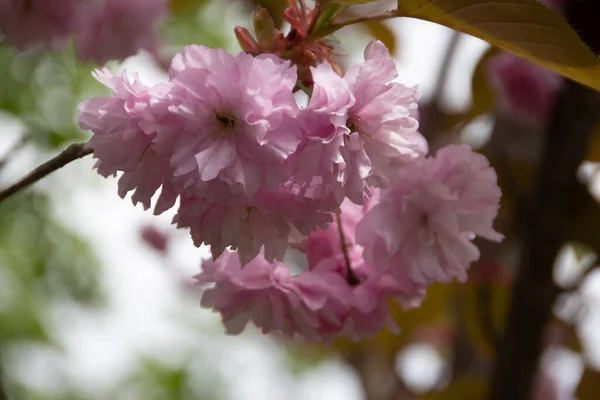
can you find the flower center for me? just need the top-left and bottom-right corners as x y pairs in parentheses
(214, 110), (236, 134)
(346, 115), (374, 140)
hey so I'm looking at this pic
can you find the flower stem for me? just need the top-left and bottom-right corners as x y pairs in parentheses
(0, 142), (92, 204)
(336, 212), (360, 286)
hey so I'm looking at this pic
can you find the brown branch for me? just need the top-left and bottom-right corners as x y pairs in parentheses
(0, 143), (92, 204)
(489, 81), (600, 400)
(335, 212), (360, 286)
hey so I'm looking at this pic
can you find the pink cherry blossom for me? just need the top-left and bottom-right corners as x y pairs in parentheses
(294, 41), (426, 204)
(195, 193), (428, 341)
(292, 62), (354, 202)
(305, 198), (426, 339)
(486, 51), (563, 121)
(357, 145), (503, 286)
(78, 69), (178, 214)
(343, 41), (426, 200)
(195, 251), (353, 341)
(173, 181), (335, 264)
(166, 46), (302, 197)
(0, 0), (85, 50)
(75, 0), (167, 64)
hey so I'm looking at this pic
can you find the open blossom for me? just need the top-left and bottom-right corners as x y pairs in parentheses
(173, 181), (335, 264)
(357, 145), (503, 286)
(167, 45), (302, 197)
(0, 0), (85, 50)
(78, 69), (178, 213)
(196, 251), (354, 341)
(78, 38), (504, 342)
(295, 41), (426, 204)
(486, 51), (562, 121)
(305, 198), (426, 339)
(343, 41), (426, 199)
(196, 196), (426, 341)
(75, 0), (167, 64)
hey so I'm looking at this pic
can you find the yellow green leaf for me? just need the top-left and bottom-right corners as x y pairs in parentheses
(395, 0), (600, 92)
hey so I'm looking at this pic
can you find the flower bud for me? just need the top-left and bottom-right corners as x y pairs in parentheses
(234, 26), (261, 54)
(140, 225), (169, 254)
(252, 6), (276, 52)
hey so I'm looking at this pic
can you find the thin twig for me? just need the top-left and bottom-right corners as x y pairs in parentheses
(0, 142), (92, 204)
(335, 212), (360, 286)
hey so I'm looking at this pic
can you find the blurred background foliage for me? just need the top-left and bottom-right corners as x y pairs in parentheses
(1, 0), (600, 399)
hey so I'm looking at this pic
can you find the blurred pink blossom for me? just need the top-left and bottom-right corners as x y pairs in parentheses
(75, 0), (167, 64)
(486, 51), (563, 121)
(0, 0), (85, 50)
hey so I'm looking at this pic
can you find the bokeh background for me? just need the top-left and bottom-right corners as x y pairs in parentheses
(1, 0), (600, 399)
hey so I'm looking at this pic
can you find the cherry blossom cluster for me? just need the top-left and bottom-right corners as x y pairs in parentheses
(78, 40), (503, 341)
(0, 0), (166, 63)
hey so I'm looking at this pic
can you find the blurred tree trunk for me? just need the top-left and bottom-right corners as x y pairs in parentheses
(489, 79), (600, 400)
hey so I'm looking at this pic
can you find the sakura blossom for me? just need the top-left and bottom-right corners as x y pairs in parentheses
(78, 69), (177, 213)
(195, 250), (353, 341)
(357, 145), (503, 286)
(166, 46), (302, 197)
(77, 39), (503, 342)
(295, 41), (427, 204)
(195, 195), (427, 341)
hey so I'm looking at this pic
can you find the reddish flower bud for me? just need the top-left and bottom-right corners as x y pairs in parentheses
(234, 26), (261, 55)
(140, 225), (169, 254)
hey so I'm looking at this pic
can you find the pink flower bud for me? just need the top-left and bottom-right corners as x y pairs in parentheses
(140, 225), (169, 254)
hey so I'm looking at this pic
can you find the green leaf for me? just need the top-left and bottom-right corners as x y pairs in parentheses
(395, 0), (600, 92)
